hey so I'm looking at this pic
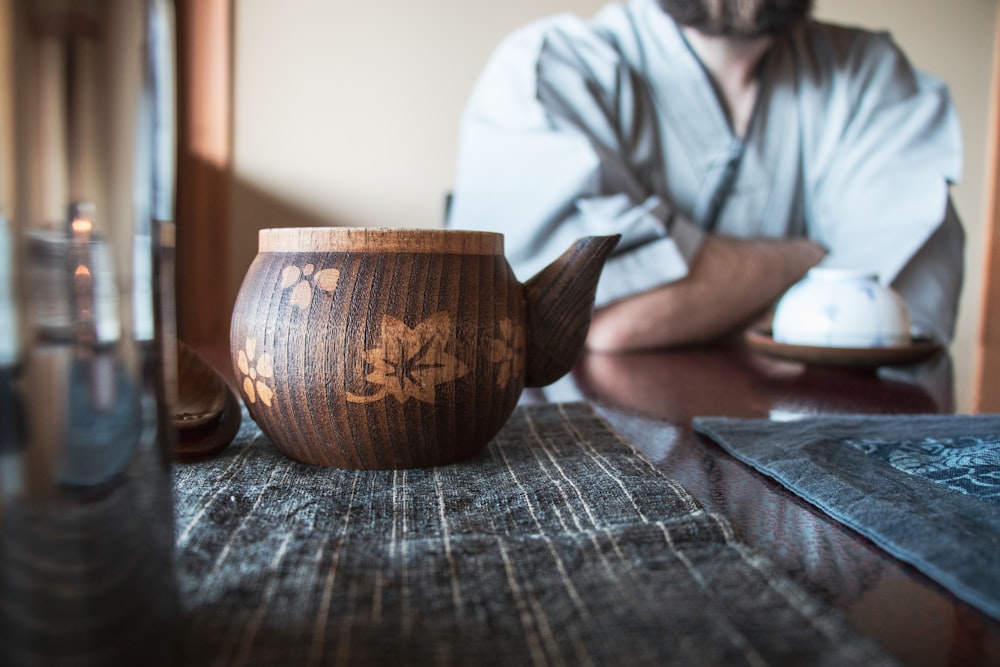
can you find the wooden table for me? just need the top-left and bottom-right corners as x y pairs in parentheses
(196, 339), (998, 665)
(521, 341), (1000, 667)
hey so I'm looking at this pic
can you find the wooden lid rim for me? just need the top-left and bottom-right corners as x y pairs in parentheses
(258, 227), (504, 255)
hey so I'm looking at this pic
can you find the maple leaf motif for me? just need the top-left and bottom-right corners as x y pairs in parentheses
(488, 318), (525, 390)
(347, 311), (468, 404)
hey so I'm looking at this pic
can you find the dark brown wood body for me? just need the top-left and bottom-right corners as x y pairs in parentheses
(231, 247), (525, 469)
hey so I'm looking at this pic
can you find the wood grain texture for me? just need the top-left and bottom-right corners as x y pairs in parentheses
(259, 227), (504, 255)
(230, 228), (616, 469)
(231, 240), (521, 468)
(524, 235), (620, 387)
(975, 8), (1000, 412)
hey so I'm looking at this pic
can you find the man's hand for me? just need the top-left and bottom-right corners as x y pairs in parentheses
(585, 234), (826, 352)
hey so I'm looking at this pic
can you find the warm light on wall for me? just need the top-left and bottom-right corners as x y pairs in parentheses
(184, 0), (230, 167)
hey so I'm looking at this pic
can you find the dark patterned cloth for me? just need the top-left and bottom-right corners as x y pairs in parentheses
(173, 402), (894, 666)
(694, 414), (1000, 622)
(844, 434), (1000, 505)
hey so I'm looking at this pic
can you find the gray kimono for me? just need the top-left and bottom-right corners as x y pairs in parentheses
(448, 0), (964, 343)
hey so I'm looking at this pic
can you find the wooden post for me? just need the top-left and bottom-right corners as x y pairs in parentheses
(174, 0), (232, 347)
(974, 7), (1000, 412)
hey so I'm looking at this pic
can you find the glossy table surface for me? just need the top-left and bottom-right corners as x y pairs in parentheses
(198, 339), (999, 666)
(523, 341), (999, 667)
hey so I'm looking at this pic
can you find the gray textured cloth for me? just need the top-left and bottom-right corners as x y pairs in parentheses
(694, 414), (1000, 622)
(173, 402), (894, 665)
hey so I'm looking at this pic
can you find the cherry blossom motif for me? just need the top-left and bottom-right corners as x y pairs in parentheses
(280, 263), (340, 310)
(237, 337), (275, 407)
(489, 318), (525, 390)
(347, 311), (469, 405)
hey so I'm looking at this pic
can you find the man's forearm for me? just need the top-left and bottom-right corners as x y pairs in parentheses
(586, 234), (826, 352)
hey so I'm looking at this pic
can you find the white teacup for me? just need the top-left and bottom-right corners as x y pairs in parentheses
(772, 268), (911, 348)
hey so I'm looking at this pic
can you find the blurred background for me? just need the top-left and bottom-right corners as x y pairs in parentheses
(174, 0), (997, 413)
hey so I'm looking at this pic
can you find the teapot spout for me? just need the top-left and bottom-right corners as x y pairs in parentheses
(523, 235), (620, 387)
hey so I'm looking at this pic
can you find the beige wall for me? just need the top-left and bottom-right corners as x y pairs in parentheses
(230, 0), (607, 283)
(232, 0), (997, 412)
(810, 1), (996, 411)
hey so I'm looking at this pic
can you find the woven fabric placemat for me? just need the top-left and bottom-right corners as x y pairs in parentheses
(173, 402), (893, 665)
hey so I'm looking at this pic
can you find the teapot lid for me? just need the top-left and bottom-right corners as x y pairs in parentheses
(259, 227), (503, 255)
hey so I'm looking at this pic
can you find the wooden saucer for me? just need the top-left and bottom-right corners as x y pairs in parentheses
(173, 340), (241, 461)
(744, 329), (943, 368)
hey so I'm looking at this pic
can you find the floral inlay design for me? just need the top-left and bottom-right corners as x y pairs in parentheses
(280, 263), (340, 310)
(237, 337), (274, 407)
(347, 311), (469, 405)
(489, 318), (525, 390)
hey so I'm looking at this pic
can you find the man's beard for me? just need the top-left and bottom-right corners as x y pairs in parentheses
(657, 0), (814, 38)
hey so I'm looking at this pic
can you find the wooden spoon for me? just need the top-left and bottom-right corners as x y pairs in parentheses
(173, 339), (241, 461)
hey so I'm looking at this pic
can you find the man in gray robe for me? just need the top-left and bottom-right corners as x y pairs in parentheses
(448, 0), (963, 351)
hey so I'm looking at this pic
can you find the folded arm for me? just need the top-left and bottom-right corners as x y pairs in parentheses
(586, 234), (826, 352)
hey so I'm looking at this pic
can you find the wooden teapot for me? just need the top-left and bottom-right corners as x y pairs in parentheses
(230, 227), (619, 469)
